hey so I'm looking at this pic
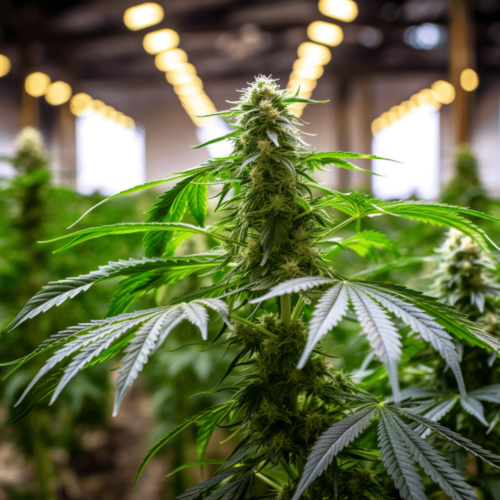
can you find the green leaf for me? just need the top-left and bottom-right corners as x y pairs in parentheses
(108, 260), (221, 316)
(292, 407), (378, 500)
(41, 222), (242, 253)
(67, 164), (212, 228)
(188, 183), (208, 227)
(144, 176), (192, 257)
(191, 130), (238, 150)
(283, 97), (329, 104)
(323, 230), (400, 260)
(167, 460), (225, 477)
(135, 402), (234, 486)
(378, 410), (426, 500)
(197, 403), (234, 461)
(390, 413), (476, 500)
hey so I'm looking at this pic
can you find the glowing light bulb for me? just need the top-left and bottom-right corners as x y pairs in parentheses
(307, 21), (343, 47)
(292, 59), (324, 80)
(124, 3), (164, 31)
(287, 78), (317, 93)
(70, 93), (92, 115)
(45, 81), (72, 106)
(25, 72), (51, 97)
(0, 54), (11, 78)
(143, 29), (180, 54)
(297, 42), (332, 65)
(431, 80), (455, 104)
(165, 63), (197, 85)
(155, 49), (188, 71)
(90, 99), (105, 112)
(460, 69), (479, 92)
(318, 0), (358, 22)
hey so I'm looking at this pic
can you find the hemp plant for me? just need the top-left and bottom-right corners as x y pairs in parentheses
(4, 76), (500, 499)
(426, 231), (500, 480)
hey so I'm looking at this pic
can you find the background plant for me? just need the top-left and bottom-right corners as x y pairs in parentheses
(3, 78), (500, 499)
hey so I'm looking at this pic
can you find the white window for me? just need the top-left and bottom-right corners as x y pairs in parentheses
(76, 113), (145, 196)
(372, 105), (440, 200)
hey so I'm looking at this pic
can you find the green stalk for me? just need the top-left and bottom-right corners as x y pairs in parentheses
(279, 456), (298, 479)
(256, 473), (282, 490)
(280, 294), (292, 326)
(291, 296), (305, 320)
(231, 315), (278, 339)
(321, 216), (357, 239)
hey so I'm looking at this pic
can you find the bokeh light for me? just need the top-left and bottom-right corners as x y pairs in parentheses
(45, 81), (72, 106)
(124, 3), (164, 31)
(143, 29), (180, 54)
(25, 72), (51, 97)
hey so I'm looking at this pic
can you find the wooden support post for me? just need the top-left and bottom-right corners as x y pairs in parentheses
(336, 78), (350, 189)
(57, 102), (77, 186)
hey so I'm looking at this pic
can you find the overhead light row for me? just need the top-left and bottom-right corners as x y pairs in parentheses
(319, 0), (358, 22)
(25, 72), (72, 105)
(286, 1), (358, 117)
(123, 4), (216, 127)
(70, 93), (135, 128)
(24, 72), (134, 128)
(371, 80), (455, 135)
(0, 54), (11, 78)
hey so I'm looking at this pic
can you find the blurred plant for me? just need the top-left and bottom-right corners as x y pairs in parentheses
(4, 77), (500, 500)
(441, 143), (487, 211)
(0, 128), (150, 499)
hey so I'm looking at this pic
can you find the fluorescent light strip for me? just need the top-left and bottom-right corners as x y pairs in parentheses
(371, 80), (455, 135)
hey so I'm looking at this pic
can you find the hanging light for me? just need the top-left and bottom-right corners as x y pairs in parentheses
(460, 69), (479, 92)
(318, 0), (358, 22)
(174, 84), (204, 97)
(90, 99), (105, 112)
(431, 80), (455, 104)
(0, 54), (11, 78)
(124, 3), (164, 31)
(70, 93), (92, 115)
(287, 78), (317, 93)
(165, 63), (197, 84)
(45, 81), (72, 106)
(297, 42), (331, 65)
(25, 72), (51, 97)
(307, 21), (343, 47)
(143, 29), (180, 54)
(155, 48), (188, 71)
(293, 59), (324, 80)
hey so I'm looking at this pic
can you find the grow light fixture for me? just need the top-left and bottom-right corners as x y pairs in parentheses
(70, 93), (93, 116)
(143, 29), (180, 54)
(460, 69), (479, 92)
(124, 3), (164, 31)
(371, 81), (454, 135)
(69, 94), (134, 128)
(307, 21), (343, 47)
(318, 0), (358, 22)
(45, 81), (72, 106)
(25, 72), (51, 97)
(155, 48), (188, 71)
(0, 54), (10, 78)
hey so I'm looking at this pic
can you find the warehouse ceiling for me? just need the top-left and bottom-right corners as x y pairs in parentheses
(1, 0), (500, 97)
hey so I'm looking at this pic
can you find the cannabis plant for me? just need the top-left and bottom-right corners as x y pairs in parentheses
(4, 77), (500, 499)
(426, 230), (500, 492)
(441, 143), (487, 211)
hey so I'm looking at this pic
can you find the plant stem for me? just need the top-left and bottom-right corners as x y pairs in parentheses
(231, 315), (278, 339)
(256, 472), (282, 490)
(279, 457), (298, 479)
(291, 296), (305, 320)
(280, 294), (292, 326)
(322, 216), (357, 239)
